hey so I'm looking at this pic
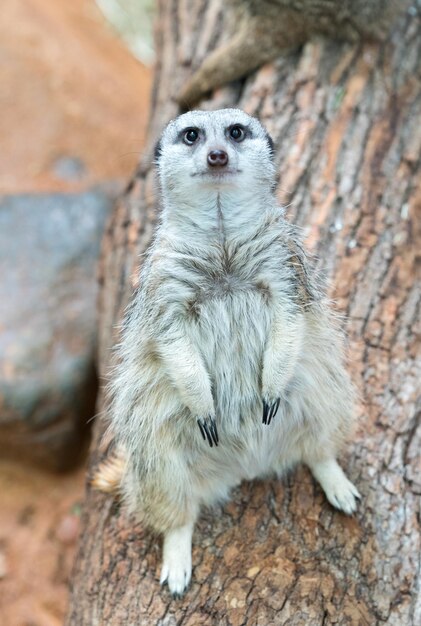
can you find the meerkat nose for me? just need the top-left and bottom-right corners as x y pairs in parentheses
(207, 150), (228, 167)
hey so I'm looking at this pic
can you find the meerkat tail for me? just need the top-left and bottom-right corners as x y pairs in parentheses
(91, 447), (127, 495)
(178, 24), (277, 108)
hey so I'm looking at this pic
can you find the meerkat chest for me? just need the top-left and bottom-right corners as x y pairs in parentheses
(181, 246), (280, 404)
(187, 243), (281, 306)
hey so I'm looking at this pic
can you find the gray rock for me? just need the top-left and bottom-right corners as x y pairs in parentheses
(0, 188), (115, 470)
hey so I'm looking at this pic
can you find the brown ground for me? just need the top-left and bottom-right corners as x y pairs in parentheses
(0, 461), (86, 626)
(0, 0), (151, 624)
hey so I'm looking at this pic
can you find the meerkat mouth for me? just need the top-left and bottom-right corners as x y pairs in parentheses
(191, 168), (242, 178)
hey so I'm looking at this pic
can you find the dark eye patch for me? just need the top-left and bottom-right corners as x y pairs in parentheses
(229, 125), (245, 141)
(226, 124), (253, 143)
(179, 127), (201, 145)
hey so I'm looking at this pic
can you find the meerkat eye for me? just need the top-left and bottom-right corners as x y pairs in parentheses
(183, 128), (199, 145)
(229, 125), (245, 142)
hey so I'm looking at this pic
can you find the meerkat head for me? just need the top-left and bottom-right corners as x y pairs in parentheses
(155, 109), (275, 203)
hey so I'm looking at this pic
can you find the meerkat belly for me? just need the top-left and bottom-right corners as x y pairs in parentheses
(190, 289), (270, 426)
(185, 284), (304, 487)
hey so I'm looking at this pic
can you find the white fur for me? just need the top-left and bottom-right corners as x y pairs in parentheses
(308, 458), (361, 515)
(160, 523), (194, 596)
(107, 109), (360, 596)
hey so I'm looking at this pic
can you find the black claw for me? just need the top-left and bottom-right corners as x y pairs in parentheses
(172, 591), (183, 600)
(268, 398), (280, 424)
(262, 400), (270, 424)
(208, 416), (219, 446)
(209, 419), (219, 445)
(197, 420), (207, 441)
(262, 398), (281, 425)
(203, 421), (213, 447)
(197, 416), (218, 447)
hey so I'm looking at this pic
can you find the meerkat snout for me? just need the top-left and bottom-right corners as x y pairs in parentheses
(207, 149), (229, 167)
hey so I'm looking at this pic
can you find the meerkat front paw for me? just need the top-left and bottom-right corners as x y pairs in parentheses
(308, 458), (361, 515)
(197, 415), (219, 446)
(160, 525), (193, 597)
(262, 397), (280, 425)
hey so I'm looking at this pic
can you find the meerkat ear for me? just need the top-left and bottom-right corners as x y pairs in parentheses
(154, 139), (163, 162)
(265, 132), (275, 158)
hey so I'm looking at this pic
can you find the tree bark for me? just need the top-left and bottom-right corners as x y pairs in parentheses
(66, 2), (421, 624)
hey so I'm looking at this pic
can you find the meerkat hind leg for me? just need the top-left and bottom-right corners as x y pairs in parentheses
(307, 458), (361, 515)
(160, 521), (195, 597)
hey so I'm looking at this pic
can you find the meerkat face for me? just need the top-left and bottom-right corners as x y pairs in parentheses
(155, 109), (275, 200)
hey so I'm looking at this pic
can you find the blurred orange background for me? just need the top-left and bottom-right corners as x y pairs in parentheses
(0, 1), (152, 624)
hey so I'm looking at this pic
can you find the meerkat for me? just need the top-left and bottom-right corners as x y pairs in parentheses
(178, 0), (406, 106)
(93, 108), (360, 596)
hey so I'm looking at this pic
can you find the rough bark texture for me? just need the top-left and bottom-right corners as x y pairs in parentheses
(66, 2), (421, 624)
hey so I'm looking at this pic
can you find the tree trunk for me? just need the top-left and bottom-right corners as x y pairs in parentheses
(66, 2), (421, 624)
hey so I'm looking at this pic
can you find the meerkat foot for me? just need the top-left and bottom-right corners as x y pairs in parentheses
(262, 398), (280, 425)
(308, 458), (361, 515)
(160, 523), (194, 597)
